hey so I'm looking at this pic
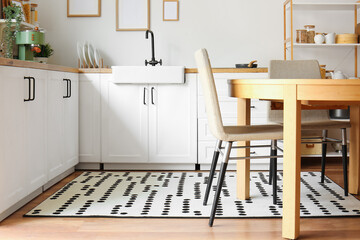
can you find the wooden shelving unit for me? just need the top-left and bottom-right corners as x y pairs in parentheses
(0, 20), (43, 41)
(283, 0), (360, 77)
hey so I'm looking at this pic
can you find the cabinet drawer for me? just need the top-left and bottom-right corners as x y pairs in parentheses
(198, 96), (237, 118)
(251, 100), (270, 118)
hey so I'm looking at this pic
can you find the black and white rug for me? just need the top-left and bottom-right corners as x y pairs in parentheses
(25, 171), (360, 218)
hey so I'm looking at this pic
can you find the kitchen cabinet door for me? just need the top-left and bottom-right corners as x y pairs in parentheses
(47, 71), (66, 180)
(25, 69), (47, 193)
(101, 78), (149, 163)
(148, 78), (197, 163)
(0, 67), (27, 213)
(63, 72), (79, 169)
(79, 74), (101, 163)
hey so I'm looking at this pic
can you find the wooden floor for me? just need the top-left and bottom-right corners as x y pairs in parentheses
(1, 159), (360, 240)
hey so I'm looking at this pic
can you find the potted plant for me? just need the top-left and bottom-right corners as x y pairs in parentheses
(34, 43), (54, 63)
(3, 4), (23, 59)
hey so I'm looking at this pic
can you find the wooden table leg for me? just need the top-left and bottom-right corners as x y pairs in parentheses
(349, 105), (360, 194)
(236, 98), (250, 200)
(282, 85), (301, 239)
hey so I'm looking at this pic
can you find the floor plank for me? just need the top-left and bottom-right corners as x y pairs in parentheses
(1, 160), (360, 240)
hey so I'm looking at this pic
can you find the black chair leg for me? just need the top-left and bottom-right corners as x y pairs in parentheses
(204, 140), (222, 206)
(209, 141), (232, 227)
(321, 130), (328, 183)
(341, 129), (348, 196)
(271, 140), (277, 205)
(269, 158), (273, 185)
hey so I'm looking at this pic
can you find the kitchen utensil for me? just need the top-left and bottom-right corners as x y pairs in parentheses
(235, 60), (258, 68)
(314, 34), (325, 44)
(330, 71), (348, 79)
(336, 34), (358, 44)
(325, 32), (336, 44)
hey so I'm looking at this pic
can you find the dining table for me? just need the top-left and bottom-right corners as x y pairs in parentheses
(229, 78), (360, 239)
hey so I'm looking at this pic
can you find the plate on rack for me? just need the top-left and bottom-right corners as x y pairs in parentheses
(94, 46), (101, 68)
(87, 43), (95, 68)
(77, 41), (83, 68)
(82, 42), (91, 68)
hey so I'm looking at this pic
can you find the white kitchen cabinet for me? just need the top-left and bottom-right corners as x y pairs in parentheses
(26, 69), (47, 193)
(0, 67), (47, 214)
(64, 72), (79, 169)
(79, 74), (101, 163)
(47, 71), (79, 180)
(0, 67), (27, 214)
(148, 80), (197, 163)
(101, 74), (197, 165)
(101, 76), (149, 163)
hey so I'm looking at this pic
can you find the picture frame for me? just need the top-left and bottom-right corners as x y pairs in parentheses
(116, 0), (150, 31)
(10, 0), (25, 21)
(163, 0), (179, 21)
(67, 0), (101, 17)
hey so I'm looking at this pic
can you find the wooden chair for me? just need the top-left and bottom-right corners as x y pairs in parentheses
(268, 60), (350, 196)
(195, 48), (284, 227)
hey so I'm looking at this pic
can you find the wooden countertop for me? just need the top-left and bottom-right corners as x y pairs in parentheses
(0, 58), (268, 74)
(0, 57), (79, 73)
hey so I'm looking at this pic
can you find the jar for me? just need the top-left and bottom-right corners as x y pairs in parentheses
(296, 29), (307, 43)
(22, 0), (31, 23)
(304, 25), (315, 44)
(30, 3), (38, 25)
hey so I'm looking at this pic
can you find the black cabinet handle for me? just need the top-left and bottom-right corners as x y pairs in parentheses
(30, 77), (35, 101)
(151, 87), (155, 105)
(63, 79), (71, 98)
(68, 79), (72, 98)
(24, 77), (35, 102)
(143, 87), (147, 105)
(24, 77), (31, 102)
(63, 79), (68, 98)
(250, 106), (255, 109)
(250, 151), (256, 154)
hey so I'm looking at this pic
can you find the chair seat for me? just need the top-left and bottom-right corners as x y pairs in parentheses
(222, 124), (283, 142)
(300, 120), (351, 130)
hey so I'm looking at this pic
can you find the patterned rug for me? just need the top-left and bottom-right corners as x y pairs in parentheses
(25, 171), (360, 218)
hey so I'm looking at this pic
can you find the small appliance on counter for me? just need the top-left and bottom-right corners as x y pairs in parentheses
(235, 60), (257, 68)
(15, 27), (44, 61)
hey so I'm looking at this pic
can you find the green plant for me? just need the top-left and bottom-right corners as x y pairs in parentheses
(3, 4), (23, 59)
(34, 43), (54, 58)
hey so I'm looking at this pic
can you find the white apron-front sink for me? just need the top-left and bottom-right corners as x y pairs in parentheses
(111, 66), (185, 84)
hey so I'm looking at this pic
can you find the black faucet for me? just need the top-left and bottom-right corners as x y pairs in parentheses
(145, 30), (162, 66)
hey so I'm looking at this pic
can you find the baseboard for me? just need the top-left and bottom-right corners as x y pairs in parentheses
(199, 162), (283, 171)
(43, 167), (75, 191)
(0, 187), (42, 222)
(75, 163), (101, 170)
(103, 163), (196, 171)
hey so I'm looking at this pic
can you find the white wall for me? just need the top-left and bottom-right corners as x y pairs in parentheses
(37, 0), (357, 76)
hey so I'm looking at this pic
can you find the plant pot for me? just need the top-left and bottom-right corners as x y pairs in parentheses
(33, 57), (48, 64)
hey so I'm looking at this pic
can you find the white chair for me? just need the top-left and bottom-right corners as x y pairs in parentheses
(195, 48), (284, 227)
(268, 60), (350, 196)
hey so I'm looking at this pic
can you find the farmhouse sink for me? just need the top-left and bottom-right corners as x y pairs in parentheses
(111, 66), (185, 84)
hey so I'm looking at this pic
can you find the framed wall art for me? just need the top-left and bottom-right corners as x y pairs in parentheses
(67, 0), (101, 17)
(163, 0), (178, 21)
(116, 0), (150, 31)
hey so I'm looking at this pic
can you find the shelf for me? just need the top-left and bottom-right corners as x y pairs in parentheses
(290, 43), (360, 47)
(0, 20), (43, 30)
(293, 2), (360, 6)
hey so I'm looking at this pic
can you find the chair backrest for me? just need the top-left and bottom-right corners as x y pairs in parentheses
(195, 48), (225, 140)
(269, 60), (321, 79)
